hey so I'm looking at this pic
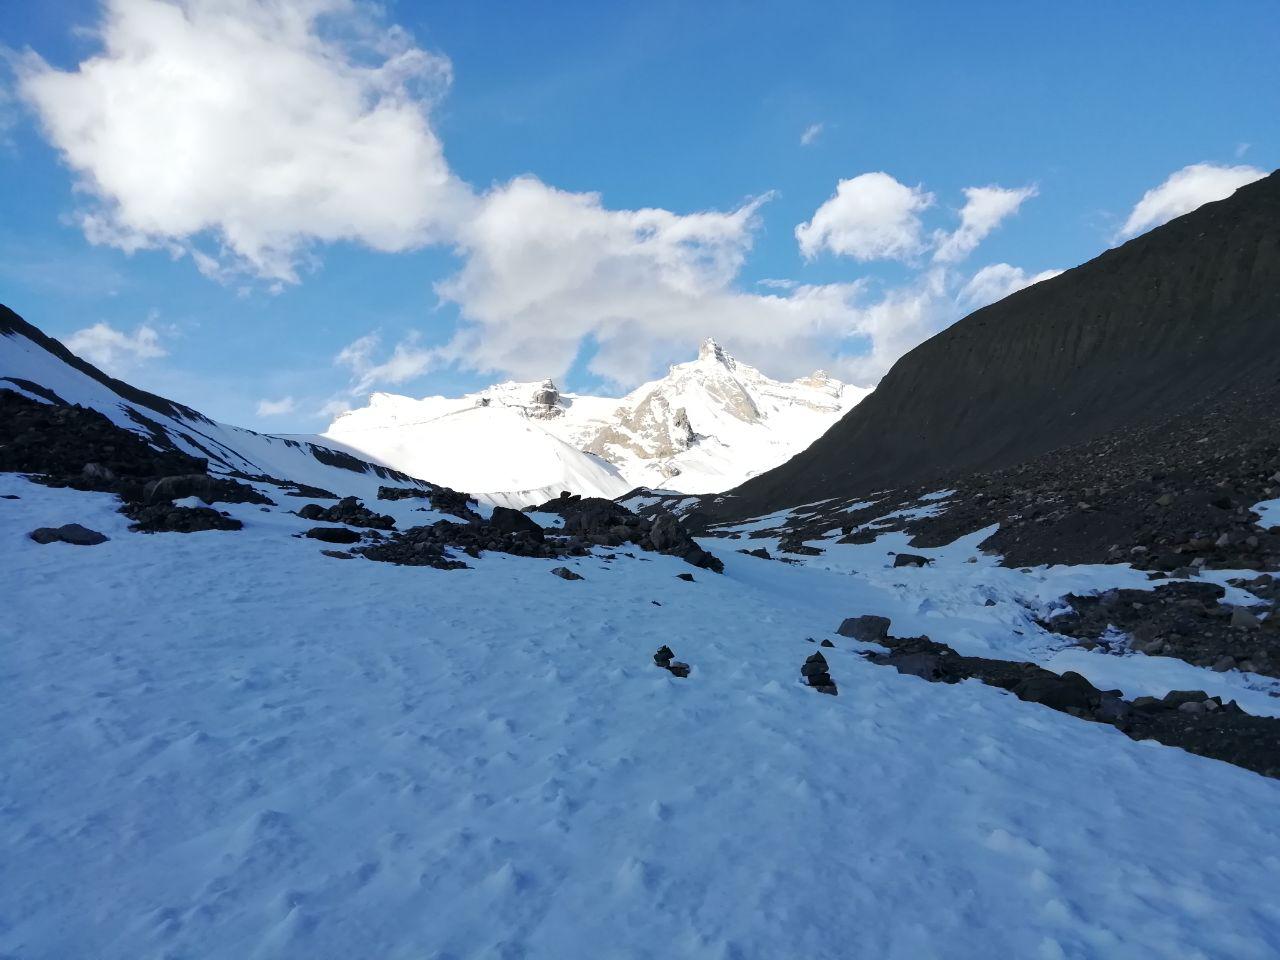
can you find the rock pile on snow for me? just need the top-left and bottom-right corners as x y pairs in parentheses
(653, 645), (690, 678)
(535, 493), (723, 572)
(861, 627), (1280, 777)
(298, 497), (395, 530)
(1052, 580), (1277, 678)
(800, 651), (837, 694)
(121, 500), (244, 533)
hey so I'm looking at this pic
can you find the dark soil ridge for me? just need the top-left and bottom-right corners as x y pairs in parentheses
(860, 630), (1280, 779)
(715, 169), (1280, 521)
(700, 375), (1280, 575)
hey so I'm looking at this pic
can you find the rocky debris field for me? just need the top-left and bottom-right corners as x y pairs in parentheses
(350, 495), (722, 574)
(298, 496), (396, 530)
(856, 621), (1280, 779)
(378, 483), (483, 521)
(532, 493), (723, 572)
(1, 389), (265, 534)
(728, 379), (1280, 575)
(1050, 580), (1278, 678)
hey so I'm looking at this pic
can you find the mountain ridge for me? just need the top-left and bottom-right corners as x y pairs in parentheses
(325, 338), (867, 500)
(714, 168), (1280, 520)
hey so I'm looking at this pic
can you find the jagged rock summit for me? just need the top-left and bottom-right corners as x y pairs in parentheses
(323, 338), (868, 501)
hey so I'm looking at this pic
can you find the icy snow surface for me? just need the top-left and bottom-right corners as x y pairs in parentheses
(1256, 496), (1280, 529)
(4, 474), (1280, 959)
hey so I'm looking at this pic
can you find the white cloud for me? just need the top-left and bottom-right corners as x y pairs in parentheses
(1115, 162), (1267, 241)
(255, 396), (298, 417)
(959, 263), (1063, 310)
(430, 176), (873, 385)
(64, 320), (167, 372)
(795, 172), (935, 262)
(932, 185), (1037, 263)
(800, 123), (823, 146)
(17, 0), (474, 282)
(334, 331), (437, 394)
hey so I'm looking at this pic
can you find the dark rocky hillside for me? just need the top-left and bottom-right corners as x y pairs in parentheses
(718, 170), (1280, 520)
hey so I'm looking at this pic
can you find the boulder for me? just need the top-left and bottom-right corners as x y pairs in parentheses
(676, 572), (695, 582)
(836, 615), (892, 642)
(1010, 670), (1101, 712)
(550, 566), (584, 581)
(489, 506), (545, 541)
(892, 553), (932, 568)
(29, 523), (109, 546)
(305, 526), (361, 544)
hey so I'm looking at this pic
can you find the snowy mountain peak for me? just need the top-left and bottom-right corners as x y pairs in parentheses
(325, 341), (869, 499)
(697, 337), (732, 366)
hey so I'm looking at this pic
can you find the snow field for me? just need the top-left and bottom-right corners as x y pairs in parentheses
(4, 475), (1280, 959)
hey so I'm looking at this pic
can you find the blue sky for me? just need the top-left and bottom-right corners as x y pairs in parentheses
(1, 0), (1276, 430)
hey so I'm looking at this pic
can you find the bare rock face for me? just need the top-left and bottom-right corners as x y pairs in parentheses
(528, 379), (563, 420)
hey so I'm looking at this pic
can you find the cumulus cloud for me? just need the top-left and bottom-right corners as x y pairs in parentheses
(933, 185), (1037, 263)
(959, 263), (1063, 310)
(255, 396), (298, 417)
(17, 0), (473, 282)
(64, 320), (167, 372)
(800, 123), (823, 146)
(429, 176), (872, 385)
(796, 172), (935, 262)
(1115, 163), (1266, 241)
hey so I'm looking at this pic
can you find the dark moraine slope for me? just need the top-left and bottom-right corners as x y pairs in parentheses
(720, 170), (1280, 519)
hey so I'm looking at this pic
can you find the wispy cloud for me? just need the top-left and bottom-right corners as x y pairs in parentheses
(255, 396), (298, 417)
(800, 122), (823, 146)
(64, 319), (166, 374)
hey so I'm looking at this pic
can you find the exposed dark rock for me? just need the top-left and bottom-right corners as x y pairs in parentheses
(653, 645), (690, 678)
(893, 553), (932, 568)
(739, 547), (772, 560)
(864, 634), (1280, 778)
(143, 473), (273, 507)
(550, 566), (584, 581)
(531, 495), (723, 572)
(121, 502), (243, 533)
(820, 639), (835, 648)
(320, 549), (355, 560)
(715, 172), (1280, 520)
(377, 485), (431, 501)
(305, 526), (362, 544)
(801, 651), (838, 694)
(1051, 581), (1278, 679)
(29, 523), (108, 546)
(282, 482), (337, 499)
(837, 615), (892, 643)
(675, 572), (695, 582)
(297, 497), (395, 530)
(488, 505), (544, 541)
(0, 389), (206, 500)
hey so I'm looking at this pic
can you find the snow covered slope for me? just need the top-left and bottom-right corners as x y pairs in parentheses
(5, 473), (1280, 959)
(326, 339), (867, 499)
(0, 305), (433, 502)
(309, 401), (631, 508)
